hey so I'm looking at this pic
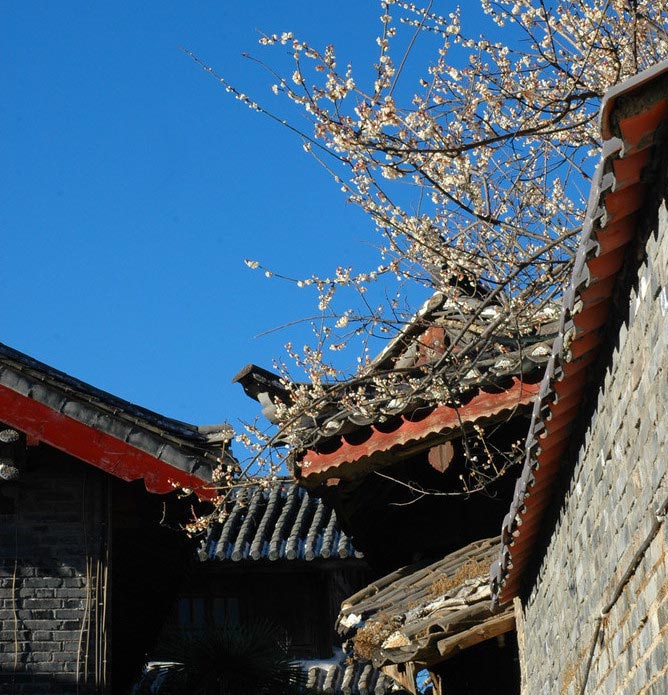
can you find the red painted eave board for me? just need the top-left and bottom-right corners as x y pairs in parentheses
(300, 379), (541, 480)
(0, 384), (216, 500)
(617, 99), (668, 152)
(497, 63), (668, 604)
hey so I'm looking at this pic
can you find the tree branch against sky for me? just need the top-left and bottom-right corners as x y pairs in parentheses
(186, 0), (668, 505)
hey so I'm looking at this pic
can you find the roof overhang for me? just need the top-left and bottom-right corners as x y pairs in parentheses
(200, 481), (362, 562)
(0, 384), (214, 498)
(339, 537), (513, 669)
(298, 378), (540, 485)
(491, 60), (668, 605)
(0, 343), (228, 500)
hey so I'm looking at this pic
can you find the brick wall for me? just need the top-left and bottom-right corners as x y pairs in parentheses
(519, 198), (668, 694)
(0, 440), (109, 694)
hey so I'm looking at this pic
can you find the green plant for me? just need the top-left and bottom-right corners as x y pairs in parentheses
(148, 621), (307, 695)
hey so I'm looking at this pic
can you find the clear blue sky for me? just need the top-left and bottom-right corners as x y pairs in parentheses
(2, 2), (386, 429)
(2, 2), (487, 432)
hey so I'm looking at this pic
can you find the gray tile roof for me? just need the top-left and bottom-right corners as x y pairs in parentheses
(0, 342), (233, 493)
(490, 60), (668, 606)
(338, 537), (512, 668)
(234, 292), (557, 466)
(200, 482), (363, 562)
(303, 658), (409, 694)
(137, 657), (406, 695)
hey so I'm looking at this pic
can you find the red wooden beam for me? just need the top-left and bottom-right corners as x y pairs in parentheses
(0, 384), (216, 500)
(300, 378), (541, 481)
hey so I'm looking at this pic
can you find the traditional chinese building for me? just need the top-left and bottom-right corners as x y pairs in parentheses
(235, 284), (558, 693)
(0, 343), (230, 694)
(234, 64), (668, 694)
(185, 480), (408, 695)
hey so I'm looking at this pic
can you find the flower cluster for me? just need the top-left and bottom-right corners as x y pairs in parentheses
(187, 0), (668, 506)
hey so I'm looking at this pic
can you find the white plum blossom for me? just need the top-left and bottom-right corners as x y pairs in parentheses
(183, 0), (668, 511)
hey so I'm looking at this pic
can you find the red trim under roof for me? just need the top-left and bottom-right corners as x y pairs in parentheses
(492, 61), (668, 605)
(299, 378), (540, 483)
(0, 384), (216, 500)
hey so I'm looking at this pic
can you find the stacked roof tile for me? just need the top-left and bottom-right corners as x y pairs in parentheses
(338, 537), (512, 668)
(200, 482), (363, 562)
(491, 61), (668, 606)
(303, 659), (409, 695)
(235, 292), (557, 485)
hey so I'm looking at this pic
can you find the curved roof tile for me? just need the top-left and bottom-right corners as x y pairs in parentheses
(200, 482), (363, 563)
(338, 537), (512, 669)
(298, 378), (541, 485)
(491, 60), (668, 606)
(304, 659), (408, 694)
(0, 342), (231, 498)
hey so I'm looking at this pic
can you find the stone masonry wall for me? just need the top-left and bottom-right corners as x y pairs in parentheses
(0, 442), (109, 694)
(520, 198), (668, 695)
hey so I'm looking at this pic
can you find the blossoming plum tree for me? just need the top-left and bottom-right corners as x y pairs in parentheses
(187, 0), (668, 508)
